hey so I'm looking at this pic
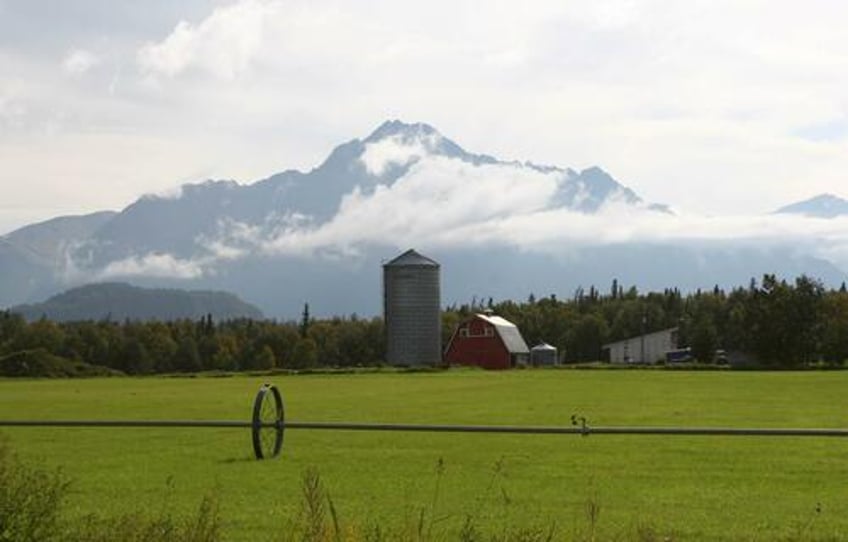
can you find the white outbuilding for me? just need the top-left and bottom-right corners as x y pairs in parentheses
(602, 327), (679, 364)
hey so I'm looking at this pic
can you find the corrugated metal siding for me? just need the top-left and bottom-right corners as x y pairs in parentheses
(603, 328), (678, 363)
(384, 250), (441, 366)
(530, 343), (558, 366)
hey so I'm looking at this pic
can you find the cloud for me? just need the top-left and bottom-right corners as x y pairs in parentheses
(62, 49), (100, 75)
(793, 118), (848, 143)
(0, 95), (26, 128)
(48, 144), (848, 285)
(184, 150), (848, 276)
(137, 0), (275, 79)
(5, 0), (848, 241)
(256, 154), (562, 255)
(120, 0), (848, 215)
(360, 133), (441, 176)
(96, 253), (205, 280)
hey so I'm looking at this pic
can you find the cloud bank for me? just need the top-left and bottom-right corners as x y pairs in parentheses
(185, 147), (848, 274)
(44, 125), (848, 289)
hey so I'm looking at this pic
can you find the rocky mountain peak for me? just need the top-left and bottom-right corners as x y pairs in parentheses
(364, 119), (440, 143)
(775, 193), (848, 218)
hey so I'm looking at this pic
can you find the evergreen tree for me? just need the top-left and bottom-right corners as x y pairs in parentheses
(300, 303), (311, 338)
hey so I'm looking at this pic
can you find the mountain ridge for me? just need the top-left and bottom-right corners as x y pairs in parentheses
(0, 120), (846, 318)
(64, 119), (667, 268)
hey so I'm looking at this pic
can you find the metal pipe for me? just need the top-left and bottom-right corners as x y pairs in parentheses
(284, 422), (848, 437)
(0, 420), (262, 428)
(3, 419), (847, 437)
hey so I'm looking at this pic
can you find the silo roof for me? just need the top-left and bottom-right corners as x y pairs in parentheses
(385, 249), (440, 267)
(531, 342), (557, 351)
(477, 313), (530, 354)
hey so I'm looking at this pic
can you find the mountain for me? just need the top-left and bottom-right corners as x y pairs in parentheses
(0, 211), (118, 307)
(68, 120), (668, 268)
(11, 282), (264, 322)
(774, 194), (848, 218)
(0, 120), (846, 318)
(2, 211), (117, 265)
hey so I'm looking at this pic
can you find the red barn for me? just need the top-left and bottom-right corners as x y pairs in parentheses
(444, 313), (530, 370)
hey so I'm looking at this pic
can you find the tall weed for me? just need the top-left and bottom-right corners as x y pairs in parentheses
(66, 492), (221, 542)
(0, 436), (68, 542)
(0, 435), (220, 542)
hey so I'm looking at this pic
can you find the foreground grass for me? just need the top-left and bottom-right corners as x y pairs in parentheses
(1, 370), (847, 540)
(0, 438), (663, 541)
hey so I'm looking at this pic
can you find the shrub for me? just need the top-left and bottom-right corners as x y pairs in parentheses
(0, 435), (68, 542)
(0, 349), (121, 378)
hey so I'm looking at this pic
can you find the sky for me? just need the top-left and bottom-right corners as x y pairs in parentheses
(1, 0), (847, 236)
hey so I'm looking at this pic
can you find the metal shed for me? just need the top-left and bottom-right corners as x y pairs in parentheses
(530, 342), (558, 366)
(602, 327), (679, 364)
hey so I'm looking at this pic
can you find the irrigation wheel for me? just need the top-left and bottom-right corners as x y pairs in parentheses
(251, 383), (284, 459)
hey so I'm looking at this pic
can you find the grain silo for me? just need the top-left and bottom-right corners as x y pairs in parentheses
(530, 342), (559, 366)
(383, 249), (441, 366)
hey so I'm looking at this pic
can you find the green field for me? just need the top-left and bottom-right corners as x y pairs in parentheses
(2, 370), (848, 540)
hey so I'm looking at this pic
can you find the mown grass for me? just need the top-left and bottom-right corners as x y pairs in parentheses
(1, 370), (847, 540)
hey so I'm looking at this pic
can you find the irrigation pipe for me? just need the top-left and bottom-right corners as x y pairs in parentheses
(3, 384), (848, 461)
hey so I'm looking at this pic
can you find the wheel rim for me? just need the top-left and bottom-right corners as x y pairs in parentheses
(252, 384), (284, 459)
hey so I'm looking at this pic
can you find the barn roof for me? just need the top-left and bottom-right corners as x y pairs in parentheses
(476, 313), (530, 354)
(384, 249), (439, 267)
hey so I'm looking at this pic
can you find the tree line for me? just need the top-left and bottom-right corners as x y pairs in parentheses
(1, 274), (846, 374)
(0, 306), (384, 375)
(465, 274), (846, 368)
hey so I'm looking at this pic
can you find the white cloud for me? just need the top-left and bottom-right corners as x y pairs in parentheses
(146, 184), (185, 200)
(255, 155), (561, 255)
(360, 132), (442, 176)
(5, 0), (848, 240)
(0, 97), (25, 128)
(45, 149), (848, 284)
(184, 152), (848, 276)
(137, 0), (275, 79)
(62, 49), (100, 75)
(96, 253), (205, 280)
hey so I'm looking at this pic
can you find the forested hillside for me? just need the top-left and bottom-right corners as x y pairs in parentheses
(12, 282), (263, 322)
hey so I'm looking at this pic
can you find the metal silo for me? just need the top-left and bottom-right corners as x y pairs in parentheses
(383, 249), (441, 366)
(530, 342), (559, 366)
